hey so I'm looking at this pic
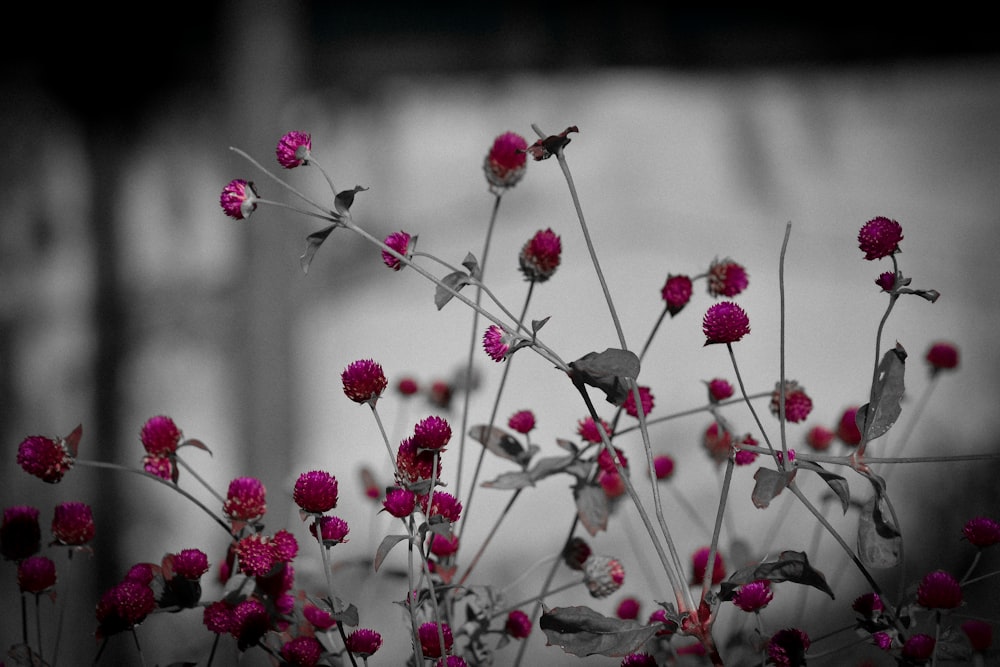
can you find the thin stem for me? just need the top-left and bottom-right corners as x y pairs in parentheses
(305, 156), (338, 197)
(457, 489), (522, 587)
(727, 345), (778, 464)
(230, 147), (330, 216)
(175, 454), (226, 505)
(368, 404), (400, 479)
(638, 305), (669, 364)
(494, 578), (584, 619)
(701, 455), (735, 602)
(857, 255), (900, 459)
(777, 222), (792, 459)
(313, 517), (359, 667)
(130, 627), (147, 667)
(613, 392), (772, 437)
(52, 550), (75, 667)
(34, 594), (43, 662)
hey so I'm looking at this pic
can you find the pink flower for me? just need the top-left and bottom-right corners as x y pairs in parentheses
(926, 341), (959, 373)
(345, 628), (383, 657)
(621, 653), (658, 667)
(769, 381), (813, 423)
(703, 422), (733, 465)
(395, 438), (441, 487)
(599, 470), (626, 499)
(916, 569), (962, 609)
(707, 377), (734, 402)
(142, 453), (175, 481)
(858, 216), (903, 260)
(342, 359), (388, 406)
(2, 505), (41, 560)
(382, 231), (412, 270)
(310, 516), (350, 546)
(766, 628), (810, 667)
(962, 516), (1000, 548)
(173, 548), (209, 579)
(271, 529), (298, 562)
(434, 658), (468, 667)
(51, 501), (95, 546)
(616, 597), (641, 620)
(734, 448), (758, 466)
(275, 131), (312, 169)
(597, 446), (628, 473)
(484, 131), (528, 190)
(836, 406), (862, 446)
(702, 301), (750, 345)
(505, 609), (532, 639)
(578, 417), (612, 444)
(280, 635), (323, 667)
(852, 592), (884, 619)
(139, 415), (182, 455)
(872, 631), (893, 651)
(418, 621), (454, 658)
(17, 434), (74, 483)
(653, 455), (675, 480)
(294, 470), (339, 514)
(383, 487), (417, 517)
(583, 555), (626, 598)
(648, 608), (677, 636)
(203, 600), (236, 634)
(901, 633), (935, 661)
(691, 546), (726, 585)
(661, 274), (693, 316)
(707, 258), (749, 297)
(961, 619), (993, 652)
(231, 597), (269, 649)
(223, 476), (267, 522)
(429, 532), (459, 557)
(623, 385), (655, 418)
(18, 555), (56, 593)
(397, 377), (419, 395)
(303, 601), (336, 631)
(420, 491), (462, 523)
(413, 415), (452, 451)
(507, 410), (536, 434)
(482, 325), (512, 362)
(805, 425), (834, 451)
(219, 178), (258, 220)
(519, 228), (562, 282)
(733, 580), (773, 612)
(235, 534), (276, 577)
(96, 580), (156, 639)
(875, 271), (896, 291)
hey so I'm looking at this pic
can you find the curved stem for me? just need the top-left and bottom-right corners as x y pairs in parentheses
(230, 147), (331, 216)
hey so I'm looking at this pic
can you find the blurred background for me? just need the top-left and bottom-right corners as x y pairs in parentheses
(3, 4), (1000, 665)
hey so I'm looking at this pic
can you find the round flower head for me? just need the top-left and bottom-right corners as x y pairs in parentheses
(483, 325), (513, 362)
(872, 631), (893, 651)
(275, 131), (312, 169)
(621, 653), (657, 667)
(483, 131), (528, 191)
(623, 385), (654, 419)
(577, 417), (613, 444)
(235, 534), (276, 578)
(661, 274), (693, 316)
(303, 601), (336, 631)
(519, 228), (562, 282)
(961, 619), (993, 652)
(96, 580), (156, 638)
(597, 446), (628, 473)
(702, 301), (750, 345)
(52, 501), (95, 546)
(962, 516), (1000, 548)
(418, 621), (454, 658)
(293, 470), (339, 514)
(2, 505), (41, 560)
(563, 536), (592, 571)
(383, 487), (417, 517)
(505, 609), (532, 639)
(916, 569), (962, 609)
(203, 600), (236, 634)
(707, 377), (734, 402)
(231, 597), (269, 649)
(767, 628), (810, 667)
(648, 608), (677, 636)
(345, 628), (383, 657)
(734, 447), (758, 466)
(836, 406), (862, 446)
(142, 454), (174, 481)
(901, 633), (935, 661)
(703, 422), (732, 465)
(653, 454), (675, 480)
(139, 415), (181, 456)
(599, 470), (626, 499)
(858, 216), (903, 260)
(733, 580), (773, 612)
(507, 410), (536, 434)
(341, 358), (388, 406)
(395, 438), (441, 488)
(616, 597), (640, 620)
(583, 555), (626, 598)
(805, 425), (834, 451)
(17, 434), (74, 483)
(875, 271), (896, 292)
(281, 635), (322, 667)
(18, 555), (57, 593)
(852, 592), (884, 620)
(311, 516), (350, 546)
(173, 548), (209, 579)
(707, 258), (749, 297)
(769, 380), (813, 423)
(926, 341), (959, 373)
(271, 529), (299, 563)
(382, 231), (412, 270)
(421, 491), (463, 523)
(429, 532), (459, 557)
(435, 658), (468, 667)
(691, 546), (726, 585)
(413, 415), (452, 451)
(397, 377), (419, 395)
(223, 476), (267, 522)
(219, 178), (258, 220)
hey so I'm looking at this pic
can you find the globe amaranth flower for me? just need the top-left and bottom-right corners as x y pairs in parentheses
(420, 491), (462, 524)
(583, 554), (626, 598)
(395, 438), (441, 488)
(2, 505), (41, 560)
(926, 341), (959, 374)
(707, 258), (749, 297)
(563, 536), (592, 571)
(961, 619), (993, 652)
(858, 216), (903, 260)
(916, 569), (962, 609)
(852, 592), (885, 620)
(962, 516), (1000, 548)
(653, 454), (675, 480)
(875, 271), (896, 292)
(345, 627), (383, 657)
(143, 453), (175, 481)
(623, 385), (654, 419)
(505, 610), (532, 639)
(578, 417), (613, 444)
(703, 422), (733, 465)
(270, 529), (298, 564)
(397, 377), (419, 396)
(231, 597), (270, 649)
(661, 274), (693, 316)
(275, 131), (312, 169)
(280, 635), (323, 667)
(805, 425), (834, 451)
(507, 410), (536, 434)
(691, 546), (726, 586)
(125, 562), (157, 586)
(293, 470), (339, 514)
(418, 621), (454, 658)
(648, 608), (678, 636)
(707, 377), (734, 402)
(413, 415), (452, 451)
(901, 633), (935, 662)
(836, 406), (862, 446)
(382, 231), (413, 271)
(51, 501), (95, 546)
(223, 476), (267, 522)
(484, 131), (528, 191)
(621, 653), (658, 667)
(96, 580), (156, 639)
(303, 600), (336, 631)
(599, 470), (626, 500)
(17, 434), (74, 483)
(220, 178), (258, 220)
(140, 415), (182, 455)
(702, 301), (750, 345)
(310, 516), (350, 546)
(483, 325), (515, 362)
(734, 447), (758, 466)
(18, 555), (57, 593)
(342, 358), (388, 406)
(769, 380), (813, 423)
(616, 597), (640, 620)
(766, 627), (810, 667)
(519, 228), (562, 282)
(597, 446), (628, 473)
(871, 631), (893, 651)
(235, 534), (277, 578)
(382, 487), (417, 518)
(732, 579), (773, 612)
(172, 548), (209, 579)
(429, 532), (460, 558)
(203, 599), (236, 634)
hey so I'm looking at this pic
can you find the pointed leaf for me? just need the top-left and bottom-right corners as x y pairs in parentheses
(568, 349), (641, 406)
(460, 252), (480, 278)
(480, 455), (586, 490)
(719, 550), (834, 600)
(180, 438), (211, 454)
(300, 225), (337, 274)
(435, 270), (472, 310)
(333, 185), (368, 214)
(63, 423), (83, 458)
(574, 482), (609, 536)
(795, 459), (850, 514)
(751, 467), (795, 508)
(555, 438), (579, 453)
(857, 483), (901, 569)
(532, 317), (550, 334)
(374, 534), (410, 572)
(479, 470), (535, 490)
(468, 425), (532, 466)
(331, 601), (359, 626)
(858, 343), (907, 442)
(540, 605), (661, 657)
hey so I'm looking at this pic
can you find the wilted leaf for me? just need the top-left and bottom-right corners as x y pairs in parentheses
(480, 455), (585, 490)
(460, 252), (480, 277)
(333, 185), (368, 214)
(540, 605), (660, 657)
(575, 482), (609, 536)
(751, 467), (795, 508)
(468, 425), (534, 467)
(857, 343), (907, 443)
(300, 224), (337, 274)
(795, 460), (850, 514)
(435, 270), (473, 310)
(857, 485), (901, 569)
(374, 534), (410, 572)
(331, 601), (359, 626)
(568, 349), (641, 406)
(719, 550), (834, 600)
(180, 438), (211, 454)
(63, 423), (83, 458)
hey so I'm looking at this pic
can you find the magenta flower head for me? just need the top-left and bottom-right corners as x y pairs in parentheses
(18, 555), (57, 593)
(661, 274), (693, 316)
(836, 406), (862, 446)
(293, 470), (339, 514)
(916, 569), (962, 609)
(413, 415), (452, 451)
(707, 378), (734, 402)
(173, 548), (210, 579)
(597, 446), (628, 473)
(926, 341), (959, 374)
(875, 271), (896, 292)
(578, 417), (613, 444)
(17, 434), (75, 483)
(519, 228), (562, 282)
(653, 454), (675, 480)
(623, 385), (655, 419)
(691, 546), (726, 585)
(858, 216), (903, 260)
(203, 600), (236, 635)
(418, 621), (454, 658)
(703, 422), (733, 465)
(140, 415), (182, 456)
(220, 178), (258, 220)
(583, 554), (626, 598)
(961, 619), (993, 652)
(342, 358), (388, 406)
(616, 597), (641, 620)
(421, 491), (463, 523)
(382, 487), (417, 517)
(852, 592), (885, 620)
(231, 597), (270, 649)
(382, 231), (413, 271)
(767, 628), (810, 667)
(769, 380), (813, 423)
(235, 534), (276, 577)
(223, 476), (267, 522)
(143, 454), (174, 481)
(310, 516), (350, 546)
(702, 301), (750, 345)
(505, 609), (532, 639)
(275, 131), (312, 169)
(280, 635), (322, 667)
(962, 516), (1000, 548)
(345, 628), (383, 657)
(429, 532), (459, 557)
(733, 580), (773, 612)
(707, 258), (749, 297)
(395, 438), (441, 488)
(96, 580), (156, 639)
(901, 633), (935, 661)
(621, 653), (658, 667)
(51, 501), (95, 546)
(805, 425), (834, 451)
(2, 505), (41, 560)
(483, 131), (528, 191)
(482, 325), (515, 362)
(507, 410), (536, 434)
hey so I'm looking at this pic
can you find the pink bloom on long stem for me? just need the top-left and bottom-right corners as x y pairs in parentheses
(836, 406), (862, 446)
(173, 548), (209, 579)
(623, 385), (654, 418)
(234, 534), (276, 577)
(17, 434), (74, 483)
(702, 301), (750, 345)
(962, 516), (1000, 547)
(852, 592), (884, 619)
(519, 228), (562, 282)
(413, 415), (452, 451)
(875, 271), (896, 291)
(293, 470), (339, 514)
(310, 516), (350, 546)
(397, 377), (419, 395)
(858, 216), (903, 260)
(661, 274), (693, 316)
(203, 600), (236, 634)
(484, 131), (528, 191)
(616, 597), (640, 620)
(418, 621), (454, 658)
(653, 455), (675, 480)
(219, 178), (258, 220)
(597, 446), (628, 473)
(507, 410), (536, 434)
(482, 325), (512, 362)
(382, 231), (412, 270)
(769, 380), (813, 423)
(18, 555), (57, 593)
(707, 377), (734, 402)
(395, 438), (440, 488)
(733, 580), (773, 612)
(916, 569), (962, 609)
(420, 491), (462, 523)
(583, 555), (625, 598)
(505, 610), (532, 639)
(96, 580), (156, 639)
(767, 628), (810, 667)
(707, 258), (749, 297)
(961, 619), (993, 652)
(901, 633), (935, 661)
(926, 341), (959, 373)
(345, 628), (383, 657)
(271, 529), (298, 563)
(223, 476), (267, 522)
(383, 487), (417, 517)
(805, 425), (834, 451)
(691, 546), (726, 585)
(703, 422), (732, 465)
(429, 532), (459, 557)
(342, 359), (388, 406)
(140, 415), (182, 455)
(275, 131), (312, 169)
(2, 505), (41, 560)
(143, 454), (174, 481)
(51, 501), (95, 546)
(280, 635), (323, 667)
(578, 417), (612, 444)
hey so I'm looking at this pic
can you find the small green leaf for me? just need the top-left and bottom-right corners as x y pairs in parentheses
(374, 534), (410, 572)
(751, 467), (795, 508)
(569, 349), (641, 406)
(540, 605), (661, 657)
